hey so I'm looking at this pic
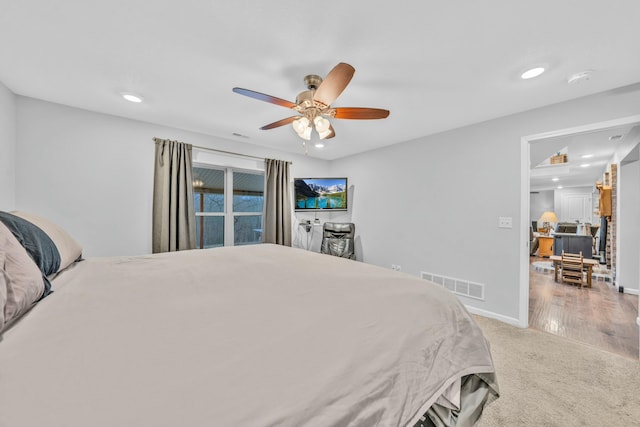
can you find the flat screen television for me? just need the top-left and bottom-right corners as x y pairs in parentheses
(294, 177), (348, 211)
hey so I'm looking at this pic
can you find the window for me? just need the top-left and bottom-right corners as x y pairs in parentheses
(193, 165), (264, 248)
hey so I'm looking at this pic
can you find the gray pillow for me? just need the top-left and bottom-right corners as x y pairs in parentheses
(0, 250), (7, 331)
(0, 222), (45, 330)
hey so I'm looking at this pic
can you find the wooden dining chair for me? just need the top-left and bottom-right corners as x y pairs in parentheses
(561, 250), (584, 287)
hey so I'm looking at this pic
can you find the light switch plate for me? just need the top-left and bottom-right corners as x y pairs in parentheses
(498, 217), (513, 228)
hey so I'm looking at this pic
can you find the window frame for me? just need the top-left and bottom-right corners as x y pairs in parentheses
(193, 163), (265, 248)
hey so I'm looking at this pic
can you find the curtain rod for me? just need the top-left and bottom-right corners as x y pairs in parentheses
(153, 137), (292, 164)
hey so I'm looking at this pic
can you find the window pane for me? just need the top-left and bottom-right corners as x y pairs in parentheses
(203, 193), (224, 212)
(234, 215), (262, 246)
(193, 167), (225, 213)
(196, 216), (224, 249)
(194, 191), (224, 213)
(194, 192), (201, 213)
(233, 172), (264, 213)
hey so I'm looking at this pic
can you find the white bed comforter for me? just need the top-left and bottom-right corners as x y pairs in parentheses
(0, 244), (496, 427)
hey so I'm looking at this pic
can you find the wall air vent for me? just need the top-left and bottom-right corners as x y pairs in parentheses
(444, 277), (456, 292)
(420, 272), (485, 301)
(455, 279), (469, 295)
(468, 282), (484, 299)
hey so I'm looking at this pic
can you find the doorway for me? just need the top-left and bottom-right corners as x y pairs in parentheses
(520, 115), (640, 359)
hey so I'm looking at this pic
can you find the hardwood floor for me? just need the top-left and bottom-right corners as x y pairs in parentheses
(528, 255), (639, 359)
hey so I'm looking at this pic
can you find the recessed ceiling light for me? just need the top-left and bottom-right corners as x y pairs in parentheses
(521, 67), (545, 79)
(121, 92), (144, 103)
(232, 132), (249, 138)
(314, 142), (325, 148)
(552, 177), (559, 182)
(580, 163), (590, 168)
(609, 135), (622, 141)
(581, 154), (593, 159)
(557, 186), (563, 189)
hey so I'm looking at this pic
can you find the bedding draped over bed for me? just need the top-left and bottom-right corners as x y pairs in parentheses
(0, 244), (497, 427)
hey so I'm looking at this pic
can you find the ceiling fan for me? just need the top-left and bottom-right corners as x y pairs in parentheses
(232, 62), (389, 142)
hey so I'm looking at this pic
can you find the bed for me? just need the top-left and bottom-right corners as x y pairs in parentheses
(0, 211), (498, 427)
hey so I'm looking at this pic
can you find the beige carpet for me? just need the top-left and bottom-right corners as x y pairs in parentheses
(474, 316), (640, 427)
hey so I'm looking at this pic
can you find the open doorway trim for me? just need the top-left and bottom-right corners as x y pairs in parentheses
(519, 114), (640, 328)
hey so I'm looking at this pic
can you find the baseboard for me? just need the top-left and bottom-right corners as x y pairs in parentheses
(465, 305), (525, 328)
(614, 280), (640, 295)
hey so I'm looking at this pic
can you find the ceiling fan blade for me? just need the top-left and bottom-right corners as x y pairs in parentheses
(333, 107), (390, 120)
(313, 63), (355, 107)
(260, 116), (299, 130)
(232, 87), (297, 109)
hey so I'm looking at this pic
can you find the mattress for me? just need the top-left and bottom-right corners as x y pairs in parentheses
(0, 244), (497, 426)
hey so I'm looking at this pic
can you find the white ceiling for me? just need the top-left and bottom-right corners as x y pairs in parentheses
(1, 1), (640, 160)
(530, 124), (639, 192)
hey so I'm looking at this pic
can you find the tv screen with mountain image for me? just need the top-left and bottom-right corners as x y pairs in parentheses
(294, 178), (348, 211)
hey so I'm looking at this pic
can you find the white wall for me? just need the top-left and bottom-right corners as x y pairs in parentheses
(612, 127), (640, 295)
(617, 146), (639, 294)
(0, 81), (16, 210)
(15, 97), (329, 257)
(530, 190), (554, 228)
(330, 83), (640, 323)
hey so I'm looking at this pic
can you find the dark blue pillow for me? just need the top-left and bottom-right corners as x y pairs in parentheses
(0, 211), (60, 297)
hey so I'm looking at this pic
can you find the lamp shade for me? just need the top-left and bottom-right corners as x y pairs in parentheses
(292, 117), (309, 134)
(314, 116), (330, 132)
(317, 128), (332, 139)
(538, 211), (558, 224)
(292, 117), (312, 140)
(300, 125), (312, 140)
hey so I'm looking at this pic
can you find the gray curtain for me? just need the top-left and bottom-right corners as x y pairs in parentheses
(263, 158), (292, 246)
(152, 138), (196, 253)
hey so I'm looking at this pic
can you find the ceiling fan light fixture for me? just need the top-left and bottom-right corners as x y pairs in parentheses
(314, 116), (330, 132)
(233, 62), (389, 147)
(314, 142), (325, 148)
(293, 117), (312, 140)
(300, 126), (312, 140)
(292, 117), (310, 134)
(317, 128), (332, 139)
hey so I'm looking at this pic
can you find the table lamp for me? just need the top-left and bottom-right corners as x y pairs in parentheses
(538, 211), (558, 236)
